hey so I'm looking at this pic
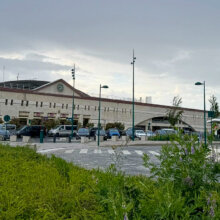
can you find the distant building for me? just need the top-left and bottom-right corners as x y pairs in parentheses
(0, 79), (206, 131)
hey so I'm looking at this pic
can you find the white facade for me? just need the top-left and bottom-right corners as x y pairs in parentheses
(0, 79), (207, 131)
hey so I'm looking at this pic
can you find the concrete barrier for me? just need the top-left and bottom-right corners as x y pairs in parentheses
(141, 136), (147, 141)
(22, 136), (31, 143)
(122, 136), (129, 141)
(111, 136), (119, 142)
(96, 136), (104, 142)
(10, 135), (17, 142)
(81, 137), (88, 143)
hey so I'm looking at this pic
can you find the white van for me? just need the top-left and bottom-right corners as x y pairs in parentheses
(48, 125), (77, 137)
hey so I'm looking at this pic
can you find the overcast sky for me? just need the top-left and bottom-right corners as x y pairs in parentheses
(0, 0), (220, 109)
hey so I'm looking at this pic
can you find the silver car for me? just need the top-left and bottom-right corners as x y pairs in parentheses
(48, 125), (77, 137)
(0, 129), (10, 140)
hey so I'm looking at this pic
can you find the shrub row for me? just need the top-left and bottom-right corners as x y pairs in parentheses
(0, 141), (219, 219)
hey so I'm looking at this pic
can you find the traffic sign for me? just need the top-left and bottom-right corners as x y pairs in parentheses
(4, 115), (10, 122)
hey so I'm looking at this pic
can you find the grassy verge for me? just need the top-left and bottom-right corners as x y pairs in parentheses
(0, 143), (219, 219)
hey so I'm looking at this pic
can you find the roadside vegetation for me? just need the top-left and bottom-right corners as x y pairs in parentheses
(0, 134), (219, 219)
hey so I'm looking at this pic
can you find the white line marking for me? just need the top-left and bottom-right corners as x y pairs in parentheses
(122, 150), (131, 155)
(79, 149), (88, 154)
(135, 150), (143, 155)
(37, 148), (66, 153)
(94, 149), (102, 154)
(64, 150), (74, 154)
(149, 151), (160, 156)
(108, 150), (115, 154)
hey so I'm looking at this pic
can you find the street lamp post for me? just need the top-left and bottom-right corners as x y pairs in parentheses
(98, 84), (108, 146)
(131, 50), (136, 141)
(71, 65), (75, 138)
(195, 81), (207, 146)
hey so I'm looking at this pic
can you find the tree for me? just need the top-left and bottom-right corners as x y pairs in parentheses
(166, 96), (184, 128)
(9, 118), (22, 129)
(209, 95), (219, 118)
(105, 122), (125, 131)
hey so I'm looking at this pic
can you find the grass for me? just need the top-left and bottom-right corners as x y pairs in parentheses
(0, 143), (219, 219)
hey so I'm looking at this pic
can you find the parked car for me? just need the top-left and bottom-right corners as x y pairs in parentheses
(0, 124), (17, 135)
(0, 129), (10, 140)
(106, 128), (120, 139)
(89, 127), (98, 138)
(17, 125), (46, 138)
(155, 128), (177, 136)
(48, 125), (77, 137)
(135, 130), (146, 139)
(154, 129), (167, 136)
(125, 128), (139, 139)
(162, 128), (177, 134)
(95, 129), (108, 141)
(77, 128), (90, 139)
(145, 130), (155, 137)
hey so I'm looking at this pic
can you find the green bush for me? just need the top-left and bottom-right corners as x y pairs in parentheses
(0, 141), (219, 219)
(143, 133), (220, 218)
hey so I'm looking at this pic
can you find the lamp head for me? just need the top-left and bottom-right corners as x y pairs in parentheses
(101, 85), (109, 89)
(195, 82), (203, 86)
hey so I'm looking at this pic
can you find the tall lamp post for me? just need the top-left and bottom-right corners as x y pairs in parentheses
(131, 50), (136, 141)
(195, 81), (207, 146)
(98, 84), (108, 146)
(71, 65), (75, 138)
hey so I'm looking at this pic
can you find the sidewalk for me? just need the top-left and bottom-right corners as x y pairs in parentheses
(1, 139), (220, 150)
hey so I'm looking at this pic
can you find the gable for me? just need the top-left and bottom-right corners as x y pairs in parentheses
(33, 79), (89, 97)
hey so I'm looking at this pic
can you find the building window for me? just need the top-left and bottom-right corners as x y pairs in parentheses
(5, 99), (8, 105)
(95, 106), (96, 111)
(62, 104), (64, 109)
(21, 100), (24, 106)
(54, 103), (56, 108)
(107, 107), (109, 112)
(88, 106), (90, 110)
(77, 105), (79, 110)
(10, 99), (13, 105)
(66, 104), (68, 109)
(104, 107), (106, 111)
(49, 103), (52, 108)
(26, 101), (29, 106)
(36, 101), (38, 107)
(40, 102), (43, 107)
(85, 105), (86, 110)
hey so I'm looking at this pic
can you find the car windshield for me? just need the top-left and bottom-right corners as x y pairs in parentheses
(54, 125), (60, 129)
(109, 129), (118, 132)
(78, 128), (89, 133)
(136, 130), (145, 134)
(96, 130), (105, 135)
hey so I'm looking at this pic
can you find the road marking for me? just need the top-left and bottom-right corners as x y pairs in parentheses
(37, 147), (66, 153)
(79, 149), (88, 154)
(108, 150), (115, 154)
(149, 151), (160, 156)
(94, 149), (102, 154)
(64, 150), (74, 154)
(122, 150), (131, 155)
(135, 150), (143, 155)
